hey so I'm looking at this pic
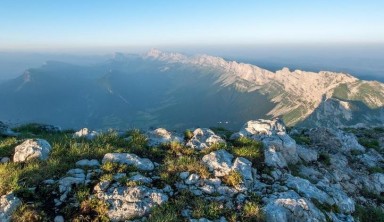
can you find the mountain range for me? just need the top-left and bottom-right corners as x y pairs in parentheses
(0, 49), (383, 130)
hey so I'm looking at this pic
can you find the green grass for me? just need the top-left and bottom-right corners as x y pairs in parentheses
(361, 188), (384, 204)
(230, 137), (264, 170)
(148, 190), (229, 221)
(291, 134), (311, 145)
(210, 127), (234, 140)
(184, 129), (194, 141)
(358, 137), (380, 150)
(368, 166), (384, 174)
(159, 156), (210, 184)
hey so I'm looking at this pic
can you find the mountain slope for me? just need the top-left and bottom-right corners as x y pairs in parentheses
(0, 49), (383, 129)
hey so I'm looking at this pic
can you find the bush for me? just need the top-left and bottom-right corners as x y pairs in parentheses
(358, 137), (380, 150)
(11, 204), (48, 222)
(231, 137), (264, 170)
(242, 201), (265, 221)
(318, 152), (331, 166)
(291, 134), (311, 145)
(184, 129), (194, 141)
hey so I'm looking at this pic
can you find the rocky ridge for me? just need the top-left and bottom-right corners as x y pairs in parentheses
(146, 49), (384, 126)
(0, 119), (383, 221)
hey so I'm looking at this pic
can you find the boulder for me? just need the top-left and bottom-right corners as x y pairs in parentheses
(102, 153), (154, 171)
(147, 128), (182, 146)
(0, 193), (21, 222)
(13, 139), (52, 162)
(96, 185), (168, 221)
(186, 128), (225, 150)
(263, 190), (327, 222)
(73, 128), (99, 140)
(202, 150), (233, 177)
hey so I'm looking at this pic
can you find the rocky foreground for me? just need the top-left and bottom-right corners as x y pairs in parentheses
(0, 119), (383, 222)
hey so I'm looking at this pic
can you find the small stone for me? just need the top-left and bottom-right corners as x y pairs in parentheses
(0, 157), (10, 163)
(185, 174), (200, 185)
(54, 215), (65, 222)
(76, 159), (100, 167)
(180, 171), (190, 180)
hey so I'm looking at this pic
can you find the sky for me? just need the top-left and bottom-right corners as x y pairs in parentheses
(1, 0), (384, 51)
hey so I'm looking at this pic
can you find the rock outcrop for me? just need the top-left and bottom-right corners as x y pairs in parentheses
(13, 139), (52, 162)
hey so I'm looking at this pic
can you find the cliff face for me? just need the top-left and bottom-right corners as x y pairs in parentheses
(0, 120), (383, 221)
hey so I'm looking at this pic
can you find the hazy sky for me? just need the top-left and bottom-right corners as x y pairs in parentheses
(1, 0), (384, 51)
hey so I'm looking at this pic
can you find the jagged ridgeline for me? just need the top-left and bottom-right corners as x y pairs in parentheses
(0, 49), (383, 130)
(0, 119), (383, 221)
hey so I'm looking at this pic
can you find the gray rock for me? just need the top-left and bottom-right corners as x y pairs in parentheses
(263, 142), (287, 168)
(76, 159), (100, 167)
(296, 145), (318, 162)
(200, 184), (215, 194)
(102, 153), (154, 171)
(358, 149), (384, 168)
(13, 139), (52, 162)
(73, 128), (99, 140)
(54, 215), (65, 222)
(285, 176), (334, 206)
(202, 150), (233, 177)
(180, 171), (190, 180)
(316, 183), (355, 214)
(186, 128), (225, 150)
(0, 193), (21, 222)
(236, 119), (286, 138)
(232, 157), (253, 181)
(96, 185), (168, 221)
(263, 190), (327, 222)
(147, 128), (182, 146)
(130, 173), (153, 184)
(0, 157), (10, 164)
(185, 174), (200, 185)
(370, 173), (384, 194)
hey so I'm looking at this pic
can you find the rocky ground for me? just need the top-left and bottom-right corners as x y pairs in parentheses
(0, 119), (383, 222)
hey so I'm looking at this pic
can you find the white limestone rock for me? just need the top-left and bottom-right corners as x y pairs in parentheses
(147, 128), (182, 146)
(186, 128), (225, 150)
(102, 153), (154, 171)
(73, 128), (99, 140)
(202, 150), (233, 177)
(13, 139), (52, 162)
(96, 185), (168, 221)
(263, 190), (327, 222)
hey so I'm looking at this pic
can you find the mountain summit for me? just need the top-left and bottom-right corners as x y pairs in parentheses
(0, 50), (383, 129)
